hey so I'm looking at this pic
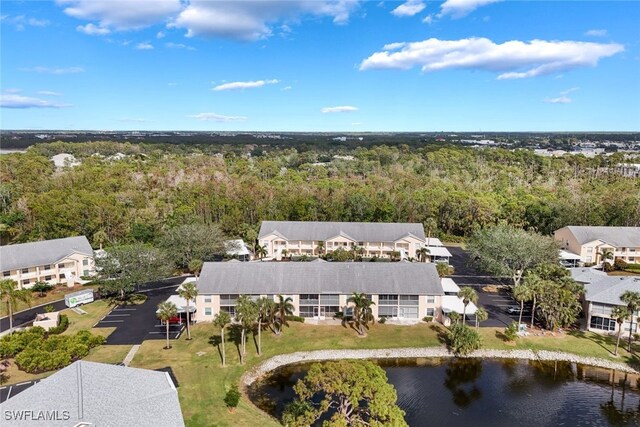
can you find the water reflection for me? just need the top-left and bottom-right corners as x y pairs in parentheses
(250, 358), (640, 427)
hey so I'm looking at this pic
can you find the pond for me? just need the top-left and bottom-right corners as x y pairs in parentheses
(248, 358), (640, 426)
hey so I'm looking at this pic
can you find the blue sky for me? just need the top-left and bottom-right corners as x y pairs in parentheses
(1, 0), (639, 131)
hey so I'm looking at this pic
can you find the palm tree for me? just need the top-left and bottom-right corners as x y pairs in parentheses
(213, 311), (231, 367)
(235, 295), (258, 364)
(448, 311), (461, 325)
(347, 293), (376, 336)
(256, 297), (274, 355)
(0, 279), (31, 335)
(424, 218), (438, 246)
(157, 301), (178, 349)
(513, 283), (533, 328)
(611, 306), (631, 356)
(273, 295), (294, 335)
(475, 307), (488, 329)
(459, 287), (478, 325)
(316, 241), (325, 256)
(281, 248), (289, 260)
(188, 259), (203, 278)
(255, 245), (268, 260)
(598, 248), (614, 266)
(178, 282), (198, 340)
(353, 246), (366, 261)
(525, 276), (543, 329)
(417, 247), (430, 263)
(621, 291), (640, 351)
(436, 262), (453, 278)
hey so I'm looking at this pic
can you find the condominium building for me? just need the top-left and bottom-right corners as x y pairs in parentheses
(0, 236), (95, 289)
(554, 226), (640, 264)
(571, 268), (640, 335)
(193, 261), (449, 323)
(258, 221), (427, 260)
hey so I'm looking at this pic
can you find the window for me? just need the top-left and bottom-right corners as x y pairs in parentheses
(591, 303), (613, 317)
(426, 308), (435, 317)
(586, 247), (593, 254)
(83, 270), (90, 276)
(83, 259), (89, 266)
(204, 296), (212, 303)
(45, 275), (52, 281)
(426, 296), (435, 304)
(58, 263), (65, 268)
(358, 242), (364, 246)
(399, 295), (419, 305)
(2, 271), (9, 277)
(300, 294), (319, 305)
(21, 268), (29, 274)
(629, 248), (636, 252)
(378, 295), (398, 305)
(43, 265), (51, 270)
(59, 273), (65, 279)
(590, 316), (615, 332)
(22, 279), (30, 285)
(205, 308), (212, 316)
(220, 294), (239, 317)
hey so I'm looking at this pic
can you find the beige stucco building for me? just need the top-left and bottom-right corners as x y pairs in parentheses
(192, 261), (474, 325)
(554, 226), (640, 265)
(0, 236), (96, 289)
(258, 221), (428, 260)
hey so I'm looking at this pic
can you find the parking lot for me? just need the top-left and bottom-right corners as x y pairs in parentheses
(0, 380), (40, 403)
(473, 285), (532, 327)
(94, 286), (185, 345)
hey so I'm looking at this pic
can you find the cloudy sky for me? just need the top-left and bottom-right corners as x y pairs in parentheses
(1, 0), (639, 131)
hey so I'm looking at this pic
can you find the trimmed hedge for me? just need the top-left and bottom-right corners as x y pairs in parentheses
(2, 328), (105, 374)
(48, 314), (69, 335)
(285, 315), (306, 323)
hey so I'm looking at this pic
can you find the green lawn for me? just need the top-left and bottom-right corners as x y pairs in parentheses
(128, 322), (640, 427)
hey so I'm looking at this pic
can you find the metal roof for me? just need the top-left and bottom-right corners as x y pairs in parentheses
(0, 236), (93, 272)
(564, 226), (640, 248)
(198, 262), (444, 296)
(258, 221), (426, 242)
(0, 361), (185, 427)
(426, 246), (452, 257)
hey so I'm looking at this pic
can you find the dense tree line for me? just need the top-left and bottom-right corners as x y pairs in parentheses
(1, 141), (638, 246)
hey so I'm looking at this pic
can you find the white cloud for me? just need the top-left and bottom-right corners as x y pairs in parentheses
(28, 18), (50, 27)
(439, 0), (501, 19)
(77, 23), (111, 35)
(422, 14), (434, 24)
(37, 91), (64, 96)
(321, 105), (359, 113)
(360, 37), (624, 79)
(188, 112), (247, 122)
(156, 31), (166, 39)
(213, 79), (279, 91)
(165, 42), (195, 50)
(135, 42), (154, 50)
(172, 0), (360, 41)
(2, 15), (50, 30)
(282, 86), (292, 91)
(544, 96), (572, 104)
(57, 0), (182, 30)
(1, 94), (71, 109)
(545, 87), (579, 104)
(19, 66), (85, 74)
(585, 29), (608, 37)
(391, 0), (426, 17)
(3, 88), (22, 94)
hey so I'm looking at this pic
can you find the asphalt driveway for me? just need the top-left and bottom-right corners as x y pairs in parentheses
(94, 285), (185, 345)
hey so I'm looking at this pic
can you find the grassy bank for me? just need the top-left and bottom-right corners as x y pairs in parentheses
(0, 284), (99, 318)
(129, 322), (640, 427)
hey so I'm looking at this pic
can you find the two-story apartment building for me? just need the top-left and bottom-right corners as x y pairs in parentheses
(258, 221), (427, 260)
(571, 268), (640, 335)
(0, 236), (96, 289)
(193, 261), (448, 324)
(554, 226), (640, 264)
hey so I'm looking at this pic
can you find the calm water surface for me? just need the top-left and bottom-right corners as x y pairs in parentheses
(249, 358), (640, 427)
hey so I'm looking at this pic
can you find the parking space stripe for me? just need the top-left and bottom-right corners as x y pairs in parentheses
(104, 314), (131, 317)
(113, 308), (137, 311)
(98, 320), (125, 323)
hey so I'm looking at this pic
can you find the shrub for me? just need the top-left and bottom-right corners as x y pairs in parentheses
(504, 322), (518, 342)
(603, 262), (615, 272)
(286, 315), (305, 323)
(224, 385), (241, 410)
(47, 315), (69, 335)
(44, 305), (55, 313)
(31, 282), (54, 297)
(422, 316), (433, 323)
(614, 258), (628, 270)
(447, 323), (481, 356)
(0, 327), (46, 358)
(378, 317), (387, 324)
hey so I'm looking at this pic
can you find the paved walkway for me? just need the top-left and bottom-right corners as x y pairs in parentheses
(122, 345), (141, 366)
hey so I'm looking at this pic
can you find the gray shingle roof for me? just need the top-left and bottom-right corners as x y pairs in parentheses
(258, 221), (426, 242)
(198, 261), (444, 295)
(570, 268), (640, 305)
(565, 226), (640, 248)
(0, 236), (93, 272)
(0, 361), (185, 427)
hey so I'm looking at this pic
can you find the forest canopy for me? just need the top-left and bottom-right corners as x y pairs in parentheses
(1, 141), (638, 247)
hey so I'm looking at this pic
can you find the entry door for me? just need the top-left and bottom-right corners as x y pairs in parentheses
(314, 306), (326, 320)
(398, 307), (405, 318)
